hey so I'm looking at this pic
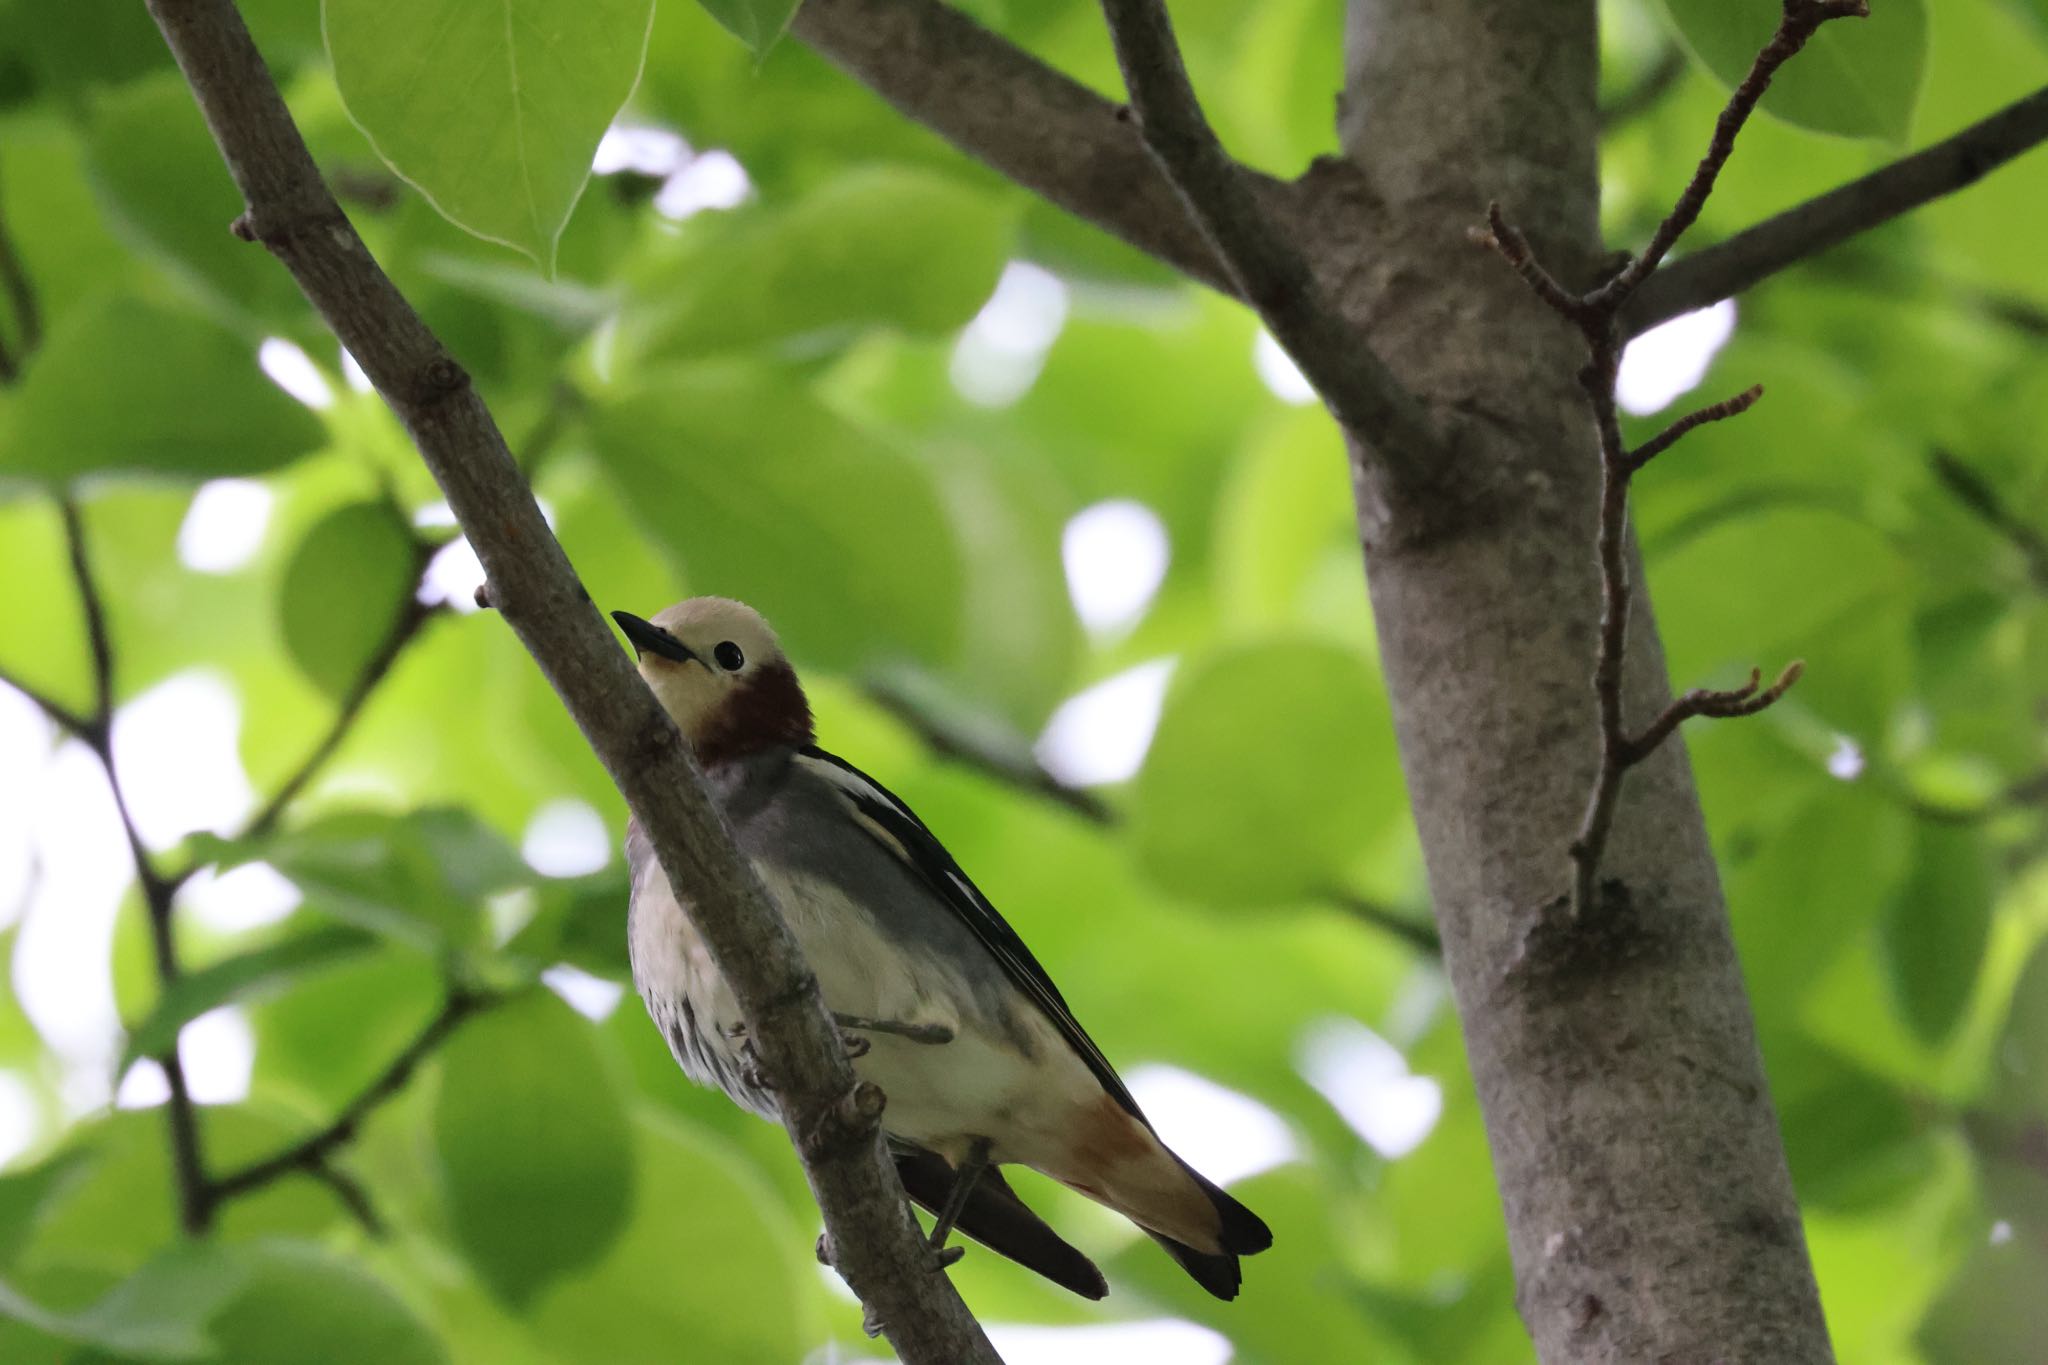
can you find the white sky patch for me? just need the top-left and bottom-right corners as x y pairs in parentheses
(111, 672), (255, 851)
(987, 1320), (1232, 1365)
(339, 348), (373, 394)
(1826, 735), (1865, 782)
(257, 337), (334, 410)
(412, 500), (459, 530)
(420, 537), (484, 614)
(950, 261), (1070, 408)
(1253, 330), (1316, 406)
(1617, 300), (1736, 416)
(13, 740), (129, 1099)
(0, 1072), (41, 1168)
(179, 861), (302, 934)
(1990, 1219), (2014, 1246)
(543, 964), (625, 1022)
(115, 1058), (169, 1109)
(593, 122), (689, 177)
(1126, 1063), (1298, 1186)
(177, 479), (274, 575)
(522, 799), (612, 877)
(654, 150), (752, 221)
(1298, 1016), (1443, 1159)
(0, 687), (54, 931)
(1035, 658), (1176, 788)
(180, 1006), (255, 1104)
(1061, 499), (1169, 637)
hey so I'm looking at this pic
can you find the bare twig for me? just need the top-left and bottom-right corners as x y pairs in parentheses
(1475, 2), (1848, 912)
(1931, 448), (2048, 593)
(0, 665), (93, 736)
(1626, 384), (1765, 474)
(49, 498), (211, 1233)
(1625, 84), (2048, 336)
(1095, 0), (1442, 497)
(206, 987), (493, 1212)
(149, 1), (1000, 1355)
(861, 680), (1440, 953)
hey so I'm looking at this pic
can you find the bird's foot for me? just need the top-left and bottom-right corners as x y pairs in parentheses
(861, 1304), (886, 1340)
(737, 1039), (775, 1092)
(839, 1030), (871, 1060)
(831, 1012), (955, 1046)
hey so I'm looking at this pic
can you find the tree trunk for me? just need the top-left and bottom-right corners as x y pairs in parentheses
(1324, 2), (1836, 1360)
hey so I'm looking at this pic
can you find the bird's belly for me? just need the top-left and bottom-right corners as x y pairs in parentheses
(631, 860), (1086, 1160)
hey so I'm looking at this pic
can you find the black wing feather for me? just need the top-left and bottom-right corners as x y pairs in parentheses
(798, 746), (1143, 1120)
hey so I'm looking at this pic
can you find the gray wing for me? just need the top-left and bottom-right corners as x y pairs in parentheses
(793, 746), (1144, 1120)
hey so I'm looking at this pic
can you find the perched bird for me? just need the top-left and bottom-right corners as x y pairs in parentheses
(613, 597), (1271, 1301)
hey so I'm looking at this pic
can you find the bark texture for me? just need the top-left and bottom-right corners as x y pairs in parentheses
(1323, 2), (1835, 1360)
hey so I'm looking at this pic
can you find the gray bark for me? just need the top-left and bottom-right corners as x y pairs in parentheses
(1325, 2), (1835, 1359)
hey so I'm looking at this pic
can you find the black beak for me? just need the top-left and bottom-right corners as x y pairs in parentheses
(611, 611), (699, 664)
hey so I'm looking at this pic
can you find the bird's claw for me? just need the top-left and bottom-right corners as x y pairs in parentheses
(831, 1012), (955, 1046)
(738, 1039), (775, 1092)
(839, 1030), (871, 1060)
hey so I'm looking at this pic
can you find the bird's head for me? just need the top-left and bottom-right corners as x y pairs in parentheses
(610, 597), (814, 765)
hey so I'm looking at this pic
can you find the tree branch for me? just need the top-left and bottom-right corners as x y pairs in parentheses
(237, 541), (442, 844)
(861, 680), (1440, 953)
(1474, 1), (1847, 913)
(1931, 448), (2048, 594)
(148, 2), (1000, 1356)
(206, 986), (493, 1215)
(1095, 0), (1442, 502)
(49, 497), (212, 1234)
(1623, 84), (2048, 336)
(790, 0), (1247, 294)
(0, 154), (38, 383)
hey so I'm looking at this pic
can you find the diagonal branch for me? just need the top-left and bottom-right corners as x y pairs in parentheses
(790, 0), (1248, 295)
(1624, 85), (2048, 336)
(1931, 448), (2048, 593)
(1095, 0), (1442, 496)
(147, 2), (1000, 1357)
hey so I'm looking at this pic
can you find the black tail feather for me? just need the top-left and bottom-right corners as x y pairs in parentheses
(1147, 1158), (1271, 1299)
(894, 1146), (1108, 1301)
(1149, 1232), (1244, 1300)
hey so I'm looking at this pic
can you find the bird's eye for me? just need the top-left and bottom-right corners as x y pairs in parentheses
(713, 641), (745, 672)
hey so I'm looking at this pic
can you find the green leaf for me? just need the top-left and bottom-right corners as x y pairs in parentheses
(85, 72), (310, 333)
(1772, 1039), (1933, 1212)
(324, 0), (656, 270)
(0, 295), (326, 485)
(1658, 0), (1927, 142)
(1879, 823), (1996, 1046)
(1130, 639), (1405, 910)
(692, 0), (801, 55)
(207, 1242), (446, 1365)
(278, 500), (419, 697)
(1993, 935), (2048, 1113)
(625, 167), (1013, 363)
(588, 366), (965, 672)
(527, 1112), (818, 1363)
(1917, 1240), (2048, 1365)
(118, 925), (377, 1076)
(504, 865), (632, 980)
(0, 1244), (243, 1360)
(432, 992), (634, 1305)
(249, 809), (524, 950)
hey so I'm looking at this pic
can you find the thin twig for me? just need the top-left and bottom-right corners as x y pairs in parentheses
(1626, 385), (1765, 474)
(1931, 449), (2048, 593)
(1625, 84), (2048, 336)
(1475, 2), (1849, 912)
(861, 680), (1440, 953)
(54, 498), (211, 1233)
(1591, 0), (1871, 311)
(206, 987), (494, 1211)
(0, 664), (93, 736)
(237, 551), (441, 844)
(1095, 0), (1442, 496)
(304, 1158), (385, 1236)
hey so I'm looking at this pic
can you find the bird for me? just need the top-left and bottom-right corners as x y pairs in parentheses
(611, 596), (1272, 1303)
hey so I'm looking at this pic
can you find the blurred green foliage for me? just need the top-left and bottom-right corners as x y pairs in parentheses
(0, 0), (2042, 1361)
